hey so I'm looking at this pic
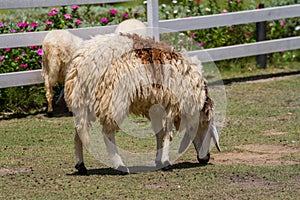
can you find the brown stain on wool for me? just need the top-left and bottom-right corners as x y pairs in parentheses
(122, 33), (181, 88)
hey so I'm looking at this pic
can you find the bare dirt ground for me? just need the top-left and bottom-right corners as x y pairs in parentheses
(211, 143), (300, 166)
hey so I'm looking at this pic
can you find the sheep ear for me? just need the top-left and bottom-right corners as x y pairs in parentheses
(178, 132), (192, 154)
(210, 125), (221, 152)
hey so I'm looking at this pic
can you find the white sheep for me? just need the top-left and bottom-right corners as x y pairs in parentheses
(115, 18), (147, 37)
(64, 33), (220, 175)
(42, 19), (146, 117)
(42, 30), (83, 116)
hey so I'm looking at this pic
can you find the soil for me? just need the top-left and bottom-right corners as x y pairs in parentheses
(211, 144), (300, 166)
(0, 167), (33, 176)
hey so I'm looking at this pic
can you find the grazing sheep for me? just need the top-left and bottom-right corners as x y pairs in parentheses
(42, 30), (83, 116)
(65, 33), (220, 175)
(42, 20), (146, 117)
(115, 19), (147, 38)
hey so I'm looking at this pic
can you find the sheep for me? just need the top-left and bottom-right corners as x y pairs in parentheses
(115, 19), (147, 38)
(41, 20), (146, 117)
(64, 33), (221, 175)
(42, 30), (83, 117)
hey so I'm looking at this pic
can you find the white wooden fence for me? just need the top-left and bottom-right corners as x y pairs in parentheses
(0, 0), (300, 88)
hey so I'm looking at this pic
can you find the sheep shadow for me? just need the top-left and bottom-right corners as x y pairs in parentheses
(67, 162), (210, 176)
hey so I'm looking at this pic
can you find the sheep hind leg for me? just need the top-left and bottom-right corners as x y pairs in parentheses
(44, 76), (54, 117)
(74, 130), (88, 175)
(103, 131), (129, 175)
(155, 129), (173, 171)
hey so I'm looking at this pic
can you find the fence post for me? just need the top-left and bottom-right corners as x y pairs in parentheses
(147, 0), (160, 41)
(256, 3), (267, 68)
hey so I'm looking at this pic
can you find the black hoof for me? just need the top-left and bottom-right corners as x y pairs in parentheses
(47, 112), (54, 118)
(156, 161), (173, 171)
(116, 166), (130, 175)
(162, 164), (173, 171)
(75, 162), (88, 175)
(197, 152), (210, 165)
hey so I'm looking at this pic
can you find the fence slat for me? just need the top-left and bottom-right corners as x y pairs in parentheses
(188, 36), (300, 62)
(0, 70), (43, 89)
(0, 0), (132, 9)
(147, 0), (159, 41)
(0, 26), (118, 48)
(159, 4), (300, 33)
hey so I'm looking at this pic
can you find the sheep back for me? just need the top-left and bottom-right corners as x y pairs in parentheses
(42, 30), (83, 84)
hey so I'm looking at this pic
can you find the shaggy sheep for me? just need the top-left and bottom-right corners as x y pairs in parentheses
(42, 30), (83, 116)
(42, 20), (146, 117)
(64, 33), (220, 175)
(115, 19), (147, 37)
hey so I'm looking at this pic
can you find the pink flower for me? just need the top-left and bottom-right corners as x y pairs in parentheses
(0, 23), (3, 27)
(17, 22), (23, 27)
(135, 9), (140, 14)
(30, 46), (38, 49)
(10, 29), (16, 33)
(280, 21), (286, 26)
(109, 9), (117, 15)
(22, 22), (28, 27)
(123, 13), (130, 18)
(190, 33), (195, 38)
(51, 8), (58, 14)
(64, 14), (71, 19)
(21, 52), (26, 57)
(48, 8), (58, 16)
(75, 19), (82, 25)
(14, 57), (20, 61)
(5, 48), (10, 52)
(72, 5), (80, 10)
(101, 18), (109, 23)
(20, 63), (27, 68)
(37, 49), (43, 56)
(46, 20), (53, 25)
(30, 22), (38, 28)
(0, 56), (4, 61)
(199, 42), (204, 47)
(269, 22), (274, 27)
(221, 9), (228, 13)
(197, 0), (201, 3)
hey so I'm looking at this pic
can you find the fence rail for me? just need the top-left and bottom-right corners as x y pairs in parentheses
(0, 1), (300, 89)
(0, 0), (131, 10)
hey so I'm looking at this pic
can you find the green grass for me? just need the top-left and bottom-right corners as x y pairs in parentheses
(1, 72), (299, 199)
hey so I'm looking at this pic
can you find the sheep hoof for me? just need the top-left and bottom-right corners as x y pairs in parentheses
(47, 112), (54, 118)
(162, 164), (173, 171)
(197, 152), (210, 165)
(75, 162), (88, 175)
(116, 166), (130, 175)
(156, 161), (173, 171)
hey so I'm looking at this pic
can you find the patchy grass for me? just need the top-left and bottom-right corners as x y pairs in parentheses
(1, 75), (299, 199)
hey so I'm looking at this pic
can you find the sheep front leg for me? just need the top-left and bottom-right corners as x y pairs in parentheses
(155, 129), (173, 171)
(103, 131), (129, 175)
(74, 129), (88, 175)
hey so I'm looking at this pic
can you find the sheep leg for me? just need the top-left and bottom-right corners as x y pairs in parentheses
(44, 75), (54, 117)
(155, 129), (173, 171)
(103, 131), (129, 174)
(74, 129), (87, 175)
